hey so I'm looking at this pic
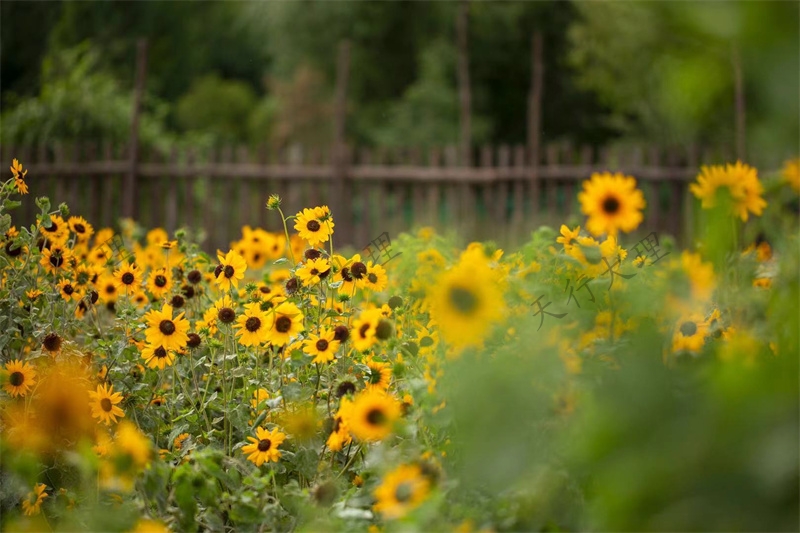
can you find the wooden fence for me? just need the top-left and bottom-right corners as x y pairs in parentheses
(0, 141), (732, 252)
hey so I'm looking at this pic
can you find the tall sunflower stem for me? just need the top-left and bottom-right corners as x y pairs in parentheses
(277, 207), (296, 265)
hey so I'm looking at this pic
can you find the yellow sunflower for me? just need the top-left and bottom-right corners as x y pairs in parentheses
(241, 426), (286, 466)
(373, 464), (431, 520)
(68, 216), (94, 243)
(782, 158), (800, 192)
(326, 399), (353, 451)
(114, 262), (142, 294)
(346, 389), (401, 442)
(556, 225), (581, 249)
(58, 278), (82, 302)
(147, 267), (173, 299)
(235, 302), (270, 347)
(21, 483), (48, 516)
(39, 215), (69, 245)
(351, 309), (382, 352)
(40, 244), (73, 275)
(672, 313), (709, 353)
(296, 257), (331, 287)
(578, 172), (646, 237)
(428, 253), (504, 349)
(360, 262), (388, 292)
(141, 344), (176, 370)
(10, 158), (29, 195)
(364, 359), (391, 392)
(689, 161), (766, 222)
(266, 301), (305, 346)
(3, 359), (37, 397)
(214, 249), (248, 291)
(143, 303), (190, 351)
(303, 328), (340, 364)
(89, 383), (125, 425)
(294, 207), (334, 246)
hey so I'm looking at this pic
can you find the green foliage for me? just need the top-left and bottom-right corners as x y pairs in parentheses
(175, 74), (257, 144)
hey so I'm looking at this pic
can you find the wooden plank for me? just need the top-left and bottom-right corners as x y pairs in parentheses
(165, 147), (178, 235)
(204, 146), (219, 252)
(444, 145), (460, 234)
(544, 143), (559, 221)
(425, 148), (441, 228)
(645, 147), (661, 235)
(666, 147), (681, 239)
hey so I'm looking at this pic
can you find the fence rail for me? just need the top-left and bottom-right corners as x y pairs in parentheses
(1, 141), (732, 252)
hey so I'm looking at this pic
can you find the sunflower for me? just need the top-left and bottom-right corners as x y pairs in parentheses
(114, 262), (142, 294)
(689, 161), (766, 222)
(347, 389), (401, 442)
(214, 249), (247, 291)
(213, 295), (237, 326)
(42, 332), (63, 355)
(40, 244), (73, 275)
(98, 275), (118, 304)
(173, 433), (190, 452)
(303, 328), (340, 364)
(364, 359), (392, 391)
(296, 257), (331, 287)
(373, 464), (430, 520)
(348, 309), (378, 352)
(144, 304), (190, 351)
(3, 359), (36, 397)
(578, 172), (646, 237)
(782, 158), (800, 192)
(266, 301), (305, 346)
(147, 267), (173, 299)
(326, 398), (353, 451)
(39, 214), (69, 245)
(89, 383), (125, 425)
(241, 426), (286, 466)
(235, 302), (270, 347)
(672, 313), (709, 353)
(556, 225), (581, 249)
(428, 253), (504, 349)
(68, 216), (94, 243)
(21, 483), (48, 516)
(58, 278), (82, 302)
(360, 262), (388, 292)
(331, 254), (359, 295)
(142, 344), (176, 370)
(10, 158), (29, 195)
(294, 207), (334, 246)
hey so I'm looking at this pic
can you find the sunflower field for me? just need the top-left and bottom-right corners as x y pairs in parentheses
(0, 158), (798, 532)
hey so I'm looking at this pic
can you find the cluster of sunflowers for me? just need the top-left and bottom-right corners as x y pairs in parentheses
(0, 157), (797, 532)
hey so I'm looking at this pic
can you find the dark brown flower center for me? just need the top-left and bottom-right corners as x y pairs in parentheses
(187, 270), (202, 284)
(245, 317), (262, 332)
(333, 325), (349, 342)
(449, 286), (477, 314)
(257, 438), (272, 452)
(121, 272), (135, 285)
(680, 321), (697, 337)
(310, 268), (319, 276)
(315, 339), (329, 351)
(100, 398), (113, 412)
(5, 241), (21, 256)
(187, 333), (202, 348)
(340, 267), (353, 282)
(49, 253), (64, 268)
(43, 333), (62, 352)
(368, 273), (378, 284)
(369, 368), (383, 384)
(351, 262), (367, 279)
(602, 196), (620, 215)
(154, 347), (168, 358)
(335, 381), (356, 397)
(218, 307), (236, 324)
(275, 316), (292, 333)
(306, 220), (321, 232)
(170, 295), (185, 308)
(159, 320), (176, 335)
(74, 223), (86, 233)
(395, 482), (413, 503)
(224, 265), (235, 278)
(366, 408), (386, 426)
(359, 323), (371, 338)
(155, 275), (167, 288)
(63, 284), (74, 295)
(375, 320), (393, 340)
(9, 371), (24, 387)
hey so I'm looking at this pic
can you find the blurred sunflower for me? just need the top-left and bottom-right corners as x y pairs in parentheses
(578, 172), (646, 237)
(57, 278), (82, 302)
(89, 383), (125, 425)
(241, 426), (286, 466)
(428, 253), (504, 349)
(689, 161), (766, 221)
(672, 313), (709, 353)
(361, 262), (388, 292)
(347, 389), (401, 442)
(351, 309), (381, 352)
(21, 483), (48, 516)
(68, 216), (94, 243)
(10, 158), (29, 195)
(3, 359), (37, 397)
(40, 244), (73, 275)
(782, 158), (800, 192)
(373, 464), (430, 520)
(147, 267), (173, 299)
(364, 359), (391, 392)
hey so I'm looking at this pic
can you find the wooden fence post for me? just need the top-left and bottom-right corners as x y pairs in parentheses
(124, 38), (148, 221)
(527, 32), (544, 217)
(332, 40), (352, 245)
(456, 0), (472, 167)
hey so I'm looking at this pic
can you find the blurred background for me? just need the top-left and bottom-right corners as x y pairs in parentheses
(1, 1), (798, 249)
